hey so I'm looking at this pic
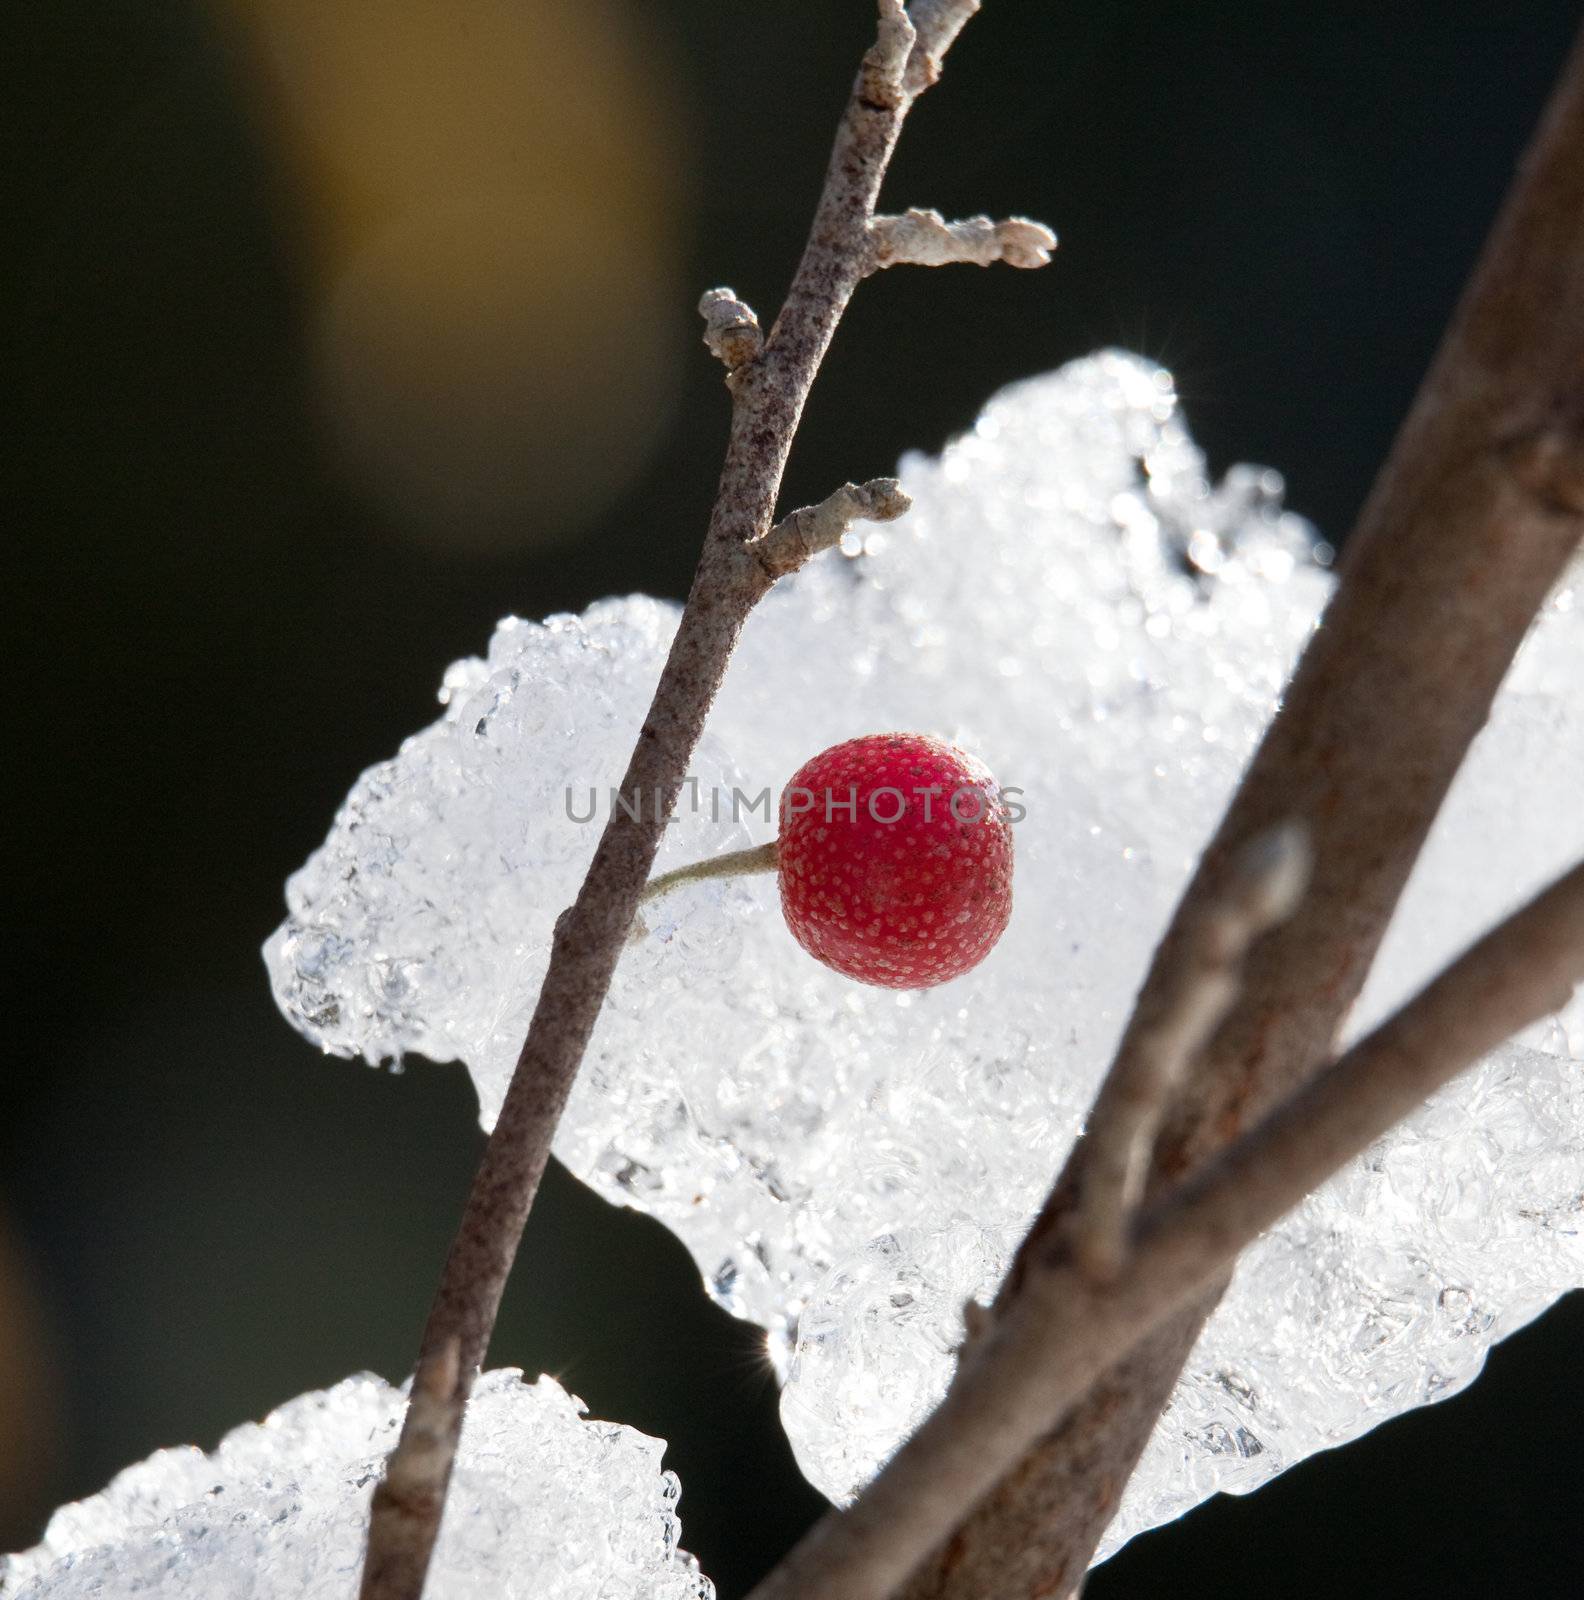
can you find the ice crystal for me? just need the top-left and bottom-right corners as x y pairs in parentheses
(1, 1371), (711, 1598)
(265, 352), (1584, 1557)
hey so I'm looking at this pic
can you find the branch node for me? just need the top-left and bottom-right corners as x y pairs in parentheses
(1223, 819), (1313, 934)
(752, 478), (913, 580)
(386, 1340), (463, 1495)
(1070, 821), (1312, 1283)
(698, 287), (764, 370)
(1502, 414), (1584, 516)
(960, 1296), (994, 1351)
(868, 208), (1056, 272)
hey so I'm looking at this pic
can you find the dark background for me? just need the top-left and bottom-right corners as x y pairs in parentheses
(7, 1), (1583, 1594)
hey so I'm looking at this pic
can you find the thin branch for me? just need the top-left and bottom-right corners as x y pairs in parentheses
(357, 6), (1050, 1597)
(746, 859), (1584, 1600)
(752, 478), (912, 579)
(902, 25), (1584, 1597)
(1068, 822), (1310, 1282)
(869, 209), (1055, 271)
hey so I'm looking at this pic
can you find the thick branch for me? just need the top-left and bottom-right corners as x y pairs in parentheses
(869, 208), (1055, 271)
(905, 25), (1584, 1598)
(752, 478), (912, 579)
(747, 859), (1584, 1600)
(356, 6), (1034, 1597)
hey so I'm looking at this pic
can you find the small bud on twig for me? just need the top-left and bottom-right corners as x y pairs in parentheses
(699, 287), (764, 370)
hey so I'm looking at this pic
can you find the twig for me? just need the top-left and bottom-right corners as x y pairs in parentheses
(901, 24), (1584, 1598)
(869, 209), (1055, 271)
(746, 858), (1584, 1600)
(1069, 822), (1311, 1282)
(752, 478), (912, 579)
(357, 7), (1051, 1597)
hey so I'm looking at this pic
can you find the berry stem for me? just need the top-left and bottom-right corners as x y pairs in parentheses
(638, 841), (780, 906)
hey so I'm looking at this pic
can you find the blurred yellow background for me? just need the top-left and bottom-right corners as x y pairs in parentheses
(215, 0), (687, 552)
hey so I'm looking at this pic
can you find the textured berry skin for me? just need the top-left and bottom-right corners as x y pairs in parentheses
(777, 734), (1014, 988)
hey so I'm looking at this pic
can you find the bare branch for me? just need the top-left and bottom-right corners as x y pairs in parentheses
(747, 859), (1584, 1600)
(357, 3), (1029, 1595)
(904, 25), (1584, 1597)
(1069, 822), (1310, 1282)
(699, 287), (764, 371)
(752, 478), (912, 580)
(869, 209), (1056, 271)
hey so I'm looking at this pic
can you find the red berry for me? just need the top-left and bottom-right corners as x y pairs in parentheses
(777, 733), (1014, 988)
